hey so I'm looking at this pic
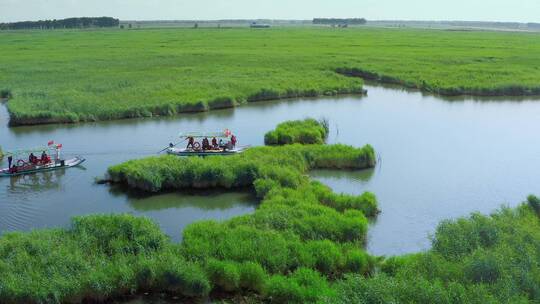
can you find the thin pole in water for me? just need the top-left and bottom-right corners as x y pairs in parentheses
(157, 138), (187, 154)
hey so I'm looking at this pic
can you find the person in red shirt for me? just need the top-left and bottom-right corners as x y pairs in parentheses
(230, 135), (237, 148)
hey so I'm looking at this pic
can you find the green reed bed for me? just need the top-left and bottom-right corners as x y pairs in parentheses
(0, 214), (210, 303)
(106, 143), (378, 302)
(108, 144), (376, 192)
(264, 118), (329, 145)
(330, 196), (540, 304)
(2, 28), (540, 125)
(0, 143), (378, 303)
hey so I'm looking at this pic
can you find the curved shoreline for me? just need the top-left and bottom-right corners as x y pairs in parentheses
(6, 86), (368, 127)
(7, 70), (540, 127)
(337, 67), (540, 97)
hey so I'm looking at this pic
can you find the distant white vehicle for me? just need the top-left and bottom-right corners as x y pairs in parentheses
(250, 22), (271, 28)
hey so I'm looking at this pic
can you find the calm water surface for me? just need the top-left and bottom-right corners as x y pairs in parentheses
(1, 84), (540, 255)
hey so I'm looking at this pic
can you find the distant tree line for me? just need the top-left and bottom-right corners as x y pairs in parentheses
(313, 18), (367, 25)
(0, 17), (119, 30)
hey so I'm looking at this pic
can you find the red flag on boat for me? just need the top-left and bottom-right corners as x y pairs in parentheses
(48, 140), (54, 146)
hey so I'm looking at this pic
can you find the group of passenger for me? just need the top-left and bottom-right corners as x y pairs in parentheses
(28, 151), (51, 165)
(185, 135), (237, 151)
(6, 151), (51, 173)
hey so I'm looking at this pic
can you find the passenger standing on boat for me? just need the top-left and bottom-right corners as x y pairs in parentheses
(7, 155), (12, 169)
(212, 137), (218, 149)
(231, 135), (237, 148)
(186, 137), (195, 149)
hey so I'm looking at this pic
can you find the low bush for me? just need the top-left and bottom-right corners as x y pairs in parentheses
(264, 118), (329, 145)
(239, 261), (268, 293)
(0, 89), (12, 99)
(206, 259), (241, 292)
(266, 268), (334, 303)
(527, 195), (540, 215)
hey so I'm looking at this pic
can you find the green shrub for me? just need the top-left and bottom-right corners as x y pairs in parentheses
(266, 268), (333, 303)
(432, 213), (499, 260)
(161, 262), (211, 297)
(70, 213), (168, 255)
(239, 261), (267, 293)
(0, 89), (12, 99)
(264, 118), (329, 145)
(182, 222), (300, 273)
(206, 259), (241, 292)
(464, 251), (501, 284)
(343, 247), (370, 275)
(299, 240), (343, 275)
(527, 195), (540, 215)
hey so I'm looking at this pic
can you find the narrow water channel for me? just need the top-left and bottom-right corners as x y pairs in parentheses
(1, 83), (540, 255)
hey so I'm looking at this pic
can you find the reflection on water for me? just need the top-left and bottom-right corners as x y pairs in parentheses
(310, 168), (375, 189)
(125, 190), (256, 212)
(2, 83), (540, 255)
(108, 186), (258, 242)
(7, 169), (66, 193)
(364, 80), (539, 103)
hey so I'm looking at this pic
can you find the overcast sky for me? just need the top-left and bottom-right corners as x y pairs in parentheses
(1, 0), (539, 23)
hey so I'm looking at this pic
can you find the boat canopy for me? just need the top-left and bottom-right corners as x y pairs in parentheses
(179, 130), (233, 139)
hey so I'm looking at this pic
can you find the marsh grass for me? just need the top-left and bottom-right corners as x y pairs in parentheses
(264, 118), (329, 145)
(104, 143), (378, 301)
(331, 197), (540, 304)
(0, 143), (378, 303)
(2, 28), (540, 125)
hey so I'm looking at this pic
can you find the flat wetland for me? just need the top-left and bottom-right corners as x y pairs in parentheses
(1, 83), (540, 255)
(1, 27), (540, 124)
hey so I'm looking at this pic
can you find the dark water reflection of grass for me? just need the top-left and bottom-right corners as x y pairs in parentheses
(109, 185), (258, 212)
(310, 168), (375, 186)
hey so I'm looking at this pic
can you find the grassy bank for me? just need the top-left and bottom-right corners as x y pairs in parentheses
(108, 144), (376, 192)
(2, 28), (540, 125)
(264, 118), (329, 145)
(330, 196), (540, 304)
(0, 143), (378, 303)
(2, 197), (539, 303)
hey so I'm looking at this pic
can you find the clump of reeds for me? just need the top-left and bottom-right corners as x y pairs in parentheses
(264, 118), (330, 145)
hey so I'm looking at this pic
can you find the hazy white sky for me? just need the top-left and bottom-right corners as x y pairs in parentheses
(1, 0), (539, 23)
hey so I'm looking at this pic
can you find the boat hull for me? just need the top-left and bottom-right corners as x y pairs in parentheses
(0, 157), (85, 177)
(166, 146), (249, 157)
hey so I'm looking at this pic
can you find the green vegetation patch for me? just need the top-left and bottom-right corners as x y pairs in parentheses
(0, 143), (378, 303)
(105, 143), (377, 302)
(0, 214), (211, 303)
(2, 28), (540, 125)
(108, 144), (376, 192)
(330, 196), (540, 304)
(264, 118), (329, 145)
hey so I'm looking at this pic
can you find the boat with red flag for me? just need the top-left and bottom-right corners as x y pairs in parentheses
(0, 141), (85, 177)
(162, 129), (250, 156)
